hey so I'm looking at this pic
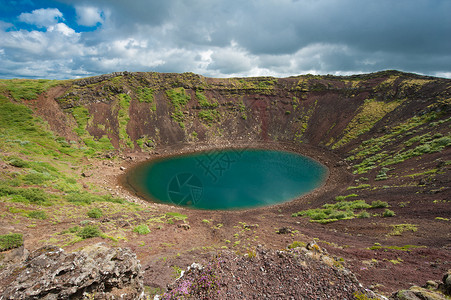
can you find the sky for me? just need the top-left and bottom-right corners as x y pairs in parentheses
(0, 0), (450, 79)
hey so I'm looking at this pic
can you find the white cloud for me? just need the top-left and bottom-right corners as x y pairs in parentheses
(18, 8), (63, 28)
(75, 6), (104, 27)
(1, 0), (450, 79)
(48, 23), (77, 36)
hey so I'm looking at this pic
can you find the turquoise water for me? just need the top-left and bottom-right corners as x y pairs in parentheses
(126, 149), (327, 210)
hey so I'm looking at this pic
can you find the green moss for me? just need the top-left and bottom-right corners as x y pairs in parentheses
(294, 101), (317, 143)
(71, 106), (114, 154)
(196, 90), (218, 108)
(198, 109), (220, 125)
(166, 88), (190, 128)
(333, 99), (403, 149)
(117, 93), (133, 148)
(137, 87), (154, 103)
(72, 106), (90, 136)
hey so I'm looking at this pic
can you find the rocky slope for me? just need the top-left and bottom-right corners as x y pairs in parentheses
(0, 70), (450, 298)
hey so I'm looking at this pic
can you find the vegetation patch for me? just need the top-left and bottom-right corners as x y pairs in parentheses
(66, 191), (124, 205)
(346, 184), (370, 190)
(87, 208), (103, 218)
(335, 194), (358, 201)
(292, 200), (372, 223)
(368, 244), (425, 251)
(388, 224), (417, 236)
(0, 185), (51, 205)
(0, 233), (23, 251)
(0, 79), (60, 101)
(137, 87), (154, 103)
(292, 199), (393, 223)
(77, 225), (102, 239)
(134, 224), (151, 235)
(118, 93), (133, 148)
(167, 88), (190, 128)
(196, 90), (218, 108)
(198, 109), (220, 125)
(27, 210), (47, 220)
(333, 98), (402, 149)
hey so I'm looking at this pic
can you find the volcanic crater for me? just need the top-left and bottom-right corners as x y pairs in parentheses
(0, 70), (450, 298)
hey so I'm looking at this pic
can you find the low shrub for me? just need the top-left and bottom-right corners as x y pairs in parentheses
(0, 233), (23, 251)
(134, 224), (151, 235)
(335, 193), (358, 201)
(357, 210), (370, 218)
(77, 225), (102, 239)
(0, 185), (50, 204)
(87, 208), (103, 218)
(6, 157), (29, 168)
(27, 210), (47, 219)
(371, 200), (389, 208)
(383, 209), (396, 217)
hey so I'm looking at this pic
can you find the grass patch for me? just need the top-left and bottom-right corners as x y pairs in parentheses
(134, 224), (151, 235)
(77, 225), (102, 239)
(388, 224), (417, 236)
(166, 88), (190, 128)
(287, 241), (306, 249)
(0, 185), (51, 205)
(0, 79), (60, 101)
(0, 233), (23, 251)
(335, 194), (358, 201)
(333, 98), (402, 149)
(165, 212), (188, 221)
(27, 210), (47, 220)
(118, 93), (133, 148)
(371, 200), (389, 208)
(196, 90), (218, 108)
(347, 184), (370, 190)
(369, 244), (425, 251)
(137, 87), (154, 103)
(66, 191), (124, 205)
(382, 209), (396, 217)
(87, 208), (103, 218)
(198, 109), (220, 125)
(292, 200), (372, 223)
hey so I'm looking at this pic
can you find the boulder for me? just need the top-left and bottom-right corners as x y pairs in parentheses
(0, 243), (143, 299)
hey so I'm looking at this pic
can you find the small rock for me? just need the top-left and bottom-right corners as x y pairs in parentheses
(277, 227), (292, 234)
(120, 166), (126, 171)
(178, 223), (191, 230)
(81, 171), (93, 177)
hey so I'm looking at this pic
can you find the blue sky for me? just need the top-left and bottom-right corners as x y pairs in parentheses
(0, 0), (450, 79)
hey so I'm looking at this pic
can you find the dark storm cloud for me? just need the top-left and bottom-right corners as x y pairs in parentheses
(0, 0), (450, 79)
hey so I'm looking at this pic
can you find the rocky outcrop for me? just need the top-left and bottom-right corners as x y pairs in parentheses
(0, 243), (143, 299)
(161, 244), (379, 299)
(390, 270), (451, 300)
